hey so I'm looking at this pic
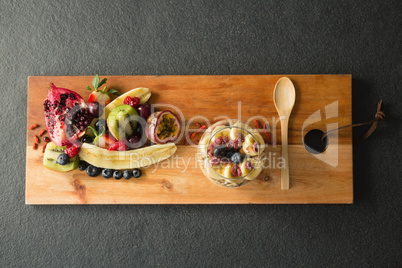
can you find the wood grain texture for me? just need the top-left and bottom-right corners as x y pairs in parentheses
(26, 75), (353, 204)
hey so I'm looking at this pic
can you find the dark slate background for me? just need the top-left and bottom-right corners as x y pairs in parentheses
(1, 0), (401, 267)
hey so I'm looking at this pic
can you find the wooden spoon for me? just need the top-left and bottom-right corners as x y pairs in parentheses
(273, 77), (296, 190)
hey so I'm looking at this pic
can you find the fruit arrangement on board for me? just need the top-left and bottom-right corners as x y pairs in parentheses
(39, 75), (181, 180)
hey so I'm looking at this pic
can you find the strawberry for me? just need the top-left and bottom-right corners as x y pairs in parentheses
(87, 126), (115, 149)
(86, 75), (120, 106)
(96, 133), (116, 149)
(108, 141), (127, 151)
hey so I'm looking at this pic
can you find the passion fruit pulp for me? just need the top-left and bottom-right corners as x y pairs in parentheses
(145, 110), (181, 144)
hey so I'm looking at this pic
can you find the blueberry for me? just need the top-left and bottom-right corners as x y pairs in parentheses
(123, 170), (132, 180)
(231, 152), (244, 164)
(81, 135), (93, 144)
(86, 165), (101, 177)
(136, 123), (143, 136)
(133, 169), (142, 178)
(213, 145), (228, 158)
(113, 170), (123, 180)
(57, 153), (69, 165)
(226, 148), (239, 159)
(102, 169), (113, 179)
(95, 119), (107, 134)
(78, 161), (88, 171)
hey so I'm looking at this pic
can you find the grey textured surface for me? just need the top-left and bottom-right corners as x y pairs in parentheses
(1, 0), (401, 267)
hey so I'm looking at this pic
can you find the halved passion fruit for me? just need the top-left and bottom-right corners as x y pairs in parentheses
(145, 110), (181, 144)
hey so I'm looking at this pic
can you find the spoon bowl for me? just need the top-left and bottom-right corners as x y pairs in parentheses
(273, 77), (296, 190)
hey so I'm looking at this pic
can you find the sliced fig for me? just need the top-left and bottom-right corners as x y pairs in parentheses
(145, 110), (181, 144)
(43, 83), (93, 146)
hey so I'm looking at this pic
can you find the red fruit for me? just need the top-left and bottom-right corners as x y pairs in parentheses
(88, 91), (111, 106)
(96, 133), (116, 149)
(137, 103), (152, 119)
(43, 83), (93, 146)
(65, 144), (80, 157)
(86, 75), (119, 106)
(145, 110), (181, 144)
(123, 96), (140, 108)
(108, 141), (127, 151)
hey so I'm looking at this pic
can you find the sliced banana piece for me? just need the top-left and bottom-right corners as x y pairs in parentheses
(242, 158), (262, 181)
(104, 87), (151, 117)
(204, 159), (224, 181)
(243, 131), (265, 157)
(229, 121), (252, 140)
(210, 126), (230, 143)
(198, 133), (211, 156)
(78, 142), (176, 169)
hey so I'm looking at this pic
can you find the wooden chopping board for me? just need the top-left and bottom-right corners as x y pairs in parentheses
(26, 75), (353, 204)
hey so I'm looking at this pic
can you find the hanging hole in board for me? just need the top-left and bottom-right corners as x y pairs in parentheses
(303, 129), (328, 154)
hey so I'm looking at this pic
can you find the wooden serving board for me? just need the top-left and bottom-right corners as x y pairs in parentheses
(26, 75), (352, 204)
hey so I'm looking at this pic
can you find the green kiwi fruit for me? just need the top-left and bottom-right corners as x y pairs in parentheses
(107, 104), (138, 140)
(43, 142), (79, 172)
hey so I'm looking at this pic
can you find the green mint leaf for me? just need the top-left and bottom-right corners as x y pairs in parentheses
(88, 126), (98, 137)
(86, 86), (92, 91)
(98, 77), (107, 88)
(92, 75), (100, 90)
(108, 88), (120, 96)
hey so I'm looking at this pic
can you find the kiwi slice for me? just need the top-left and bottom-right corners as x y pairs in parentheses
(43, 142), (79, 172)
(107, 104), (138, 140)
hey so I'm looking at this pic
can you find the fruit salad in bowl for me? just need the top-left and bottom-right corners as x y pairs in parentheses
(198, 120), (265, 187)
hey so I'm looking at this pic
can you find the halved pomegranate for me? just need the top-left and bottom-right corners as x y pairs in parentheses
(43, 83), (93, 146)
(145, 110), (181, 144)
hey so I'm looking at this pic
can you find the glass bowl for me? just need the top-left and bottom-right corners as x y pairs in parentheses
(198, 120), (265, 188)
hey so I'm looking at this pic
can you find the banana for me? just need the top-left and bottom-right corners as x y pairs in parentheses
(240, 158), (262, 181)
(204, 159), (224, 181)
(78, 142), (176, 169)
(243, 131), (265, 157)
(104, 87), (151, 116)
(210, 126), (231, 143)
(198, 132), (211, 156)
(229, 121), (251, 140)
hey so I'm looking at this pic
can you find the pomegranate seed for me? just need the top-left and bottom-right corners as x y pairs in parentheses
(33, 143), (38, 150)
(43, 137), (51, 142)
(38, 129), (47, 137)
(34, 135), (39, 143)
(42, 142), (49, 153)
(29, 124), (39, 130)
(65, 144), (80, 157)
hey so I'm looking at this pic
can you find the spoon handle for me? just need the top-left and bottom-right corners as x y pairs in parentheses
(280, 118), (290, 190)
